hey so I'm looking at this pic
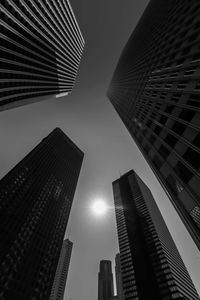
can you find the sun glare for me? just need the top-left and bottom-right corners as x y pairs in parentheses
(91, 199), (107, 216)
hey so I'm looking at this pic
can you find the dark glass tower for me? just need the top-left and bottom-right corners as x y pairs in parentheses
(0, 128), (83, 300)
(98, 260), (114, 300)
(112, 170), (199, 300)
(50, 239), (73, 300)
(1, 0), (85, 110)
(115, 254), (124, 300)
(108, 0), (200, 249)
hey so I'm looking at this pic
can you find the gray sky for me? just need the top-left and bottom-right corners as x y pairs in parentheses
(1, 1), (200, 300)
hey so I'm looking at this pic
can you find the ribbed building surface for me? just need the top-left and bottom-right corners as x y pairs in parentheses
(0, 128), (83, 300)
(108, 0), (200, 249)
(113, 170), (199, 300)
(115, 254), (124, 300)
(98, 260), (114, 300)
(1, 0), (85, 110)
(50, 239), (73, 300)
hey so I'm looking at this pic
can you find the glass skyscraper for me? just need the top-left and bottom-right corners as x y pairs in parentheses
(98, 260), (114, 300)
(0, 128), (83, 300)
(115, 254), (124, 300)
(108, 0), (200, 250)
(113, 170), (199, 300)
(50, 239), (73, 300)
(1, 0), (85, 110)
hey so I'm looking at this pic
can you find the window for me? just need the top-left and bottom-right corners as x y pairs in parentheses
(158, 145), (170, 159)
(190, 94), (200, 101)
(174, 162), (193, 184)
(165, 105), (174, 114)
(142, 128), (147, 136)
(190, 206), (200, 229)
(171, 93), (181, 102)
(154, 125), (162, 135)
(153, 154), (163, 169)
(149, 135), (156, 144)
(183, 148), (200, 169)
(179, 109), (195, 122)
(172, 292), (181, 299)
(170, 72), (178, 78)
(137, 135), (143, 143)
(184, 68), (195, 76)
(182, 46), (191, 55)
(166, 175), (178, 195)
(193, 133), (200, 148)
(187, 100), (200, 108)
(164, 133), (178, 148)
(159, 115), (168, 125)
(146, 119), (153, 127)
(144, 144), (150, 154)
(171, 121), (186, 135)
(193, 53), (200, 61)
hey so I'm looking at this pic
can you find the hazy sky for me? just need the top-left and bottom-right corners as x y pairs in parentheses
(1, 1), (200, 300)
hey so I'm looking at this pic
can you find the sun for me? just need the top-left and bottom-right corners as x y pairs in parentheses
(91, 199), (108, 216)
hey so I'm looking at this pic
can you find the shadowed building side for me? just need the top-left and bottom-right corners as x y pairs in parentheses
(50, 239), (73, 300)
(112, 170), (199, 300)
(115, 254), (124, 300)
(0, 0), (85, 110)
(98, 260), (114, 300)
(108, 0), (200, 250)
(0, 128), (84, 300)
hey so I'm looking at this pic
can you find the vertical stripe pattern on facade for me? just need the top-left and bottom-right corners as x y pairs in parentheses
(0, 128), (84, 300)
(98, 260), (114, 300)
(108, 0), (200, 250)
(0, 0), (85, 110)
(112, 170), (200, 300)
(50, 239), (73, 300)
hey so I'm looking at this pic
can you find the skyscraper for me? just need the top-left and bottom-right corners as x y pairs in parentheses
(115, 254), (124, 300)
(98, 260), (114, 300)
(112, 170), (199, 300)
(1, 0), (85, 110)
(0, 128), (84, 300)
(108, 0), (200, 250)
(50, 239), (73, 300)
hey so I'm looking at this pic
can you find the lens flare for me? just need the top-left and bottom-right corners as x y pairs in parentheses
(91, 200), (107, 216)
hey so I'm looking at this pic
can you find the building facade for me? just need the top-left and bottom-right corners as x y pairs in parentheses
(112, 170), (199, 300)
(1, 0), (85, 110)
(50, 239), (73, 300)
(108, 0), (200, 249)
(98, 260), (114, 300)
(115, 254), (124, 300)
(0, 128), (84, 300)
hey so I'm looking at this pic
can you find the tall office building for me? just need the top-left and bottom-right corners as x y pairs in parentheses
(115, 254), (124, 300)
(0, 128), (83, 300)
(50, 239), (73, 300)
(108, 0), (200, 249)
(1, 0), (85, 110)
(113, 170), (199, 300)
(98, 260), (114, 300)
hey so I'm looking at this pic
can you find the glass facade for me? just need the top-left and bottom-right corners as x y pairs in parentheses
(0, 128), (83, 300)
(115, 253), (124, 300)
(108, 0), (200, 250)
(98, 260), (114, 300)
(50, 239), (73, 300)
(112, 170), (199, 300)
(1, 0), (85, 110)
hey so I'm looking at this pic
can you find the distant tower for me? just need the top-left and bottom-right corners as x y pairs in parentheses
(50, 239), (73, 300)
(1, 0), (85, 110)
(108, 0), (200, 250)
(98, 260), (114, 300)
(0, 128), (83, 300)
(112, 170), (199, 300)
(115, 254), (124, 300)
